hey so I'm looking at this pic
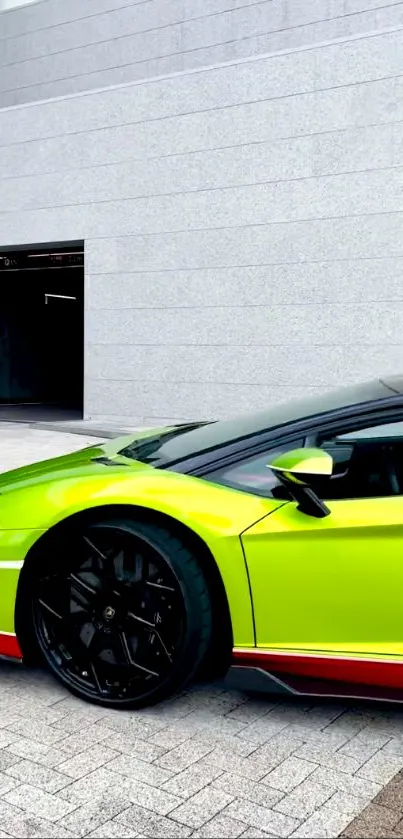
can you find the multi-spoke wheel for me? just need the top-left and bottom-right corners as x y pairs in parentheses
(30, 519), (212, 708)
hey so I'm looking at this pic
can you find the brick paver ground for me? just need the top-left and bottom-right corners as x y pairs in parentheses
(0, 423), (402, 838)
(343, 767), (403, 837)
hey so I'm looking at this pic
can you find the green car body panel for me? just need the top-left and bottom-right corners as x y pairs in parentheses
(0, 433), (282, 652)
(241, 495), (403, 656)
(2, 390), (403, 701)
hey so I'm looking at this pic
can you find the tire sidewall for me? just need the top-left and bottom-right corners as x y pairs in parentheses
(32, 516), (212, 709)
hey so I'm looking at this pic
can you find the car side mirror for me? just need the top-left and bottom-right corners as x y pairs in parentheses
(267, 448), (333, 518)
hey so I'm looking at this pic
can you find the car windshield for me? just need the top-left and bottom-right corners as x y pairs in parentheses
(119, 378), (395, 467)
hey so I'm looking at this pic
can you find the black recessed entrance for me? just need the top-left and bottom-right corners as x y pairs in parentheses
(0, 243), (84, 418)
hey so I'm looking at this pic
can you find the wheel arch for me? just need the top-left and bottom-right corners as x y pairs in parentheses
(15, 503), (233, 676)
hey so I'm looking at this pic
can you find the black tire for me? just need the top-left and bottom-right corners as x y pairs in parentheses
(30, 518), (213, 709)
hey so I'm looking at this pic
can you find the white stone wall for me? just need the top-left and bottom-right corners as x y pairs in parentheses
(1, 0), (403, 107)
(0, 8), (403, 422)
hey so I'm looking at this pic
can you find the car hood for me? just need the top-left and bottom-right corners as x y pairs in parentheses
(0, 426), (172, 493)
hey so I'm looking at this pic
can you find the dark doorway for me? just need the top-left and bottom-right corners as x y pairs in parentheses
(0, 244), (84, 419)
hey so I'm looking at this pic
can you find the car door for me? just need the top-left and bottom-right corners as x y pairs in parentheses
(240, 419), (403, 659)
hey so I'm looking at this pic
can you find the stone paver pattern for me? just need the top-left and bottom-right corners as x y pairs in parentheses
(0, 424), (402, 838)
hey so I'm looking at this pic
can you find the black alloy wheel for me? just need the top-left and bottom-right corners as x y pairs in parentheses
(31, 519), (212, 708)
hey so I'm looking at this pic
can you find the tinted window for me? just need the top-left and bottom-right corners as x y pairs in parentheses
(320, 419), (403, 499)
(337, 421), (403, 442)
(204, 442), (303, 497)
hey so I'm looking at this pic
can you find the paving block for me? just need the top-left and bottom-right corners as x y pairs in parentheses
(5, 739), (67, 769)
(253, 733), (304, 768)
(357, 752), (403, 786)
(191, 812), (246, 838)
(110, 775), (182, 816)
(273, 777), (333, 820)
(106, 753), (173, 787)
(170, 786), (234, 829)
(116, 802), (193, 837)
(87, 821), (139, 839)
(55, 724), (115, 756)
(162, 762), (222, 798)
(101, 731), (166, 762)
(157, 740), (214, 773)
(3, 784), (77, 822)
(225, 798), (299, 838)
(8, 720), (67, 747)
(57, 767), (121, 804)
(238, 717), (291, 746)
(56, 743), (119, 779)
(212, 771), (283, 809)
(5, 759), (71, 793)
(57, 791), (132, 838)
(291, 804), (356, 838)
(327, 790), (368, 817)
(203, 747), (269, 781)
(263, 756), (317, 793)
(311, 766), (382, 800)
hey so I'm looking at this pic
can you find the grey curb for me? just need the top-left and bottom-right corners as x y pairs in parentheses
(0, 420), (142, 438)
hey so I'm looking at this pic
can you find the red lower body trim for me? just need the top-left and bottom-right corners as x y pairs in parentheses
(232, 649), (403, 691)
(0, 633), (22, 660)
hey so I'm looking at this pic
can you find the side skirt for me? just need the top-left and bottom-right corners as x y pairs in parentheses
(225, 649), (403, 703)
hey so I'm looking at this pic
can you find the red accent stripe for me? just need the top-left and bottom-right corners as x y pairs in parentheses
(232, 649), (403, 690)
(0, 633), (22, 660)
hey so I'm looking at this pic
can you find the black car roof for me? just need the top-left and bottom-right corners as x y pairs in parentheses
(121, 376), (403, 468)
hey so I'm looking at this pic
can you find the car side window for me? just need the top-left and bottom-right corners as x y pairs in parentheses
(319, 420), (403, 500)
(203, 440), (304, 498)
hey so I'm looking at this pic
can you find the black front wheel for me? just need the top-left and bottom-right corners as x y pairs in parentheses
(30, 519), (212, 708)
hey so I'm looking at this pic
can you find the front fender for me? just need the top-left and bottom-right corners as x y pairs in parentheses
(2, 469), (281, 647)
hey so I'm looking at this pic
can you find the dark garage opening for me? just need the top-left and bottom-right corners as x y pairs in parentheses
(0, 243), (84, 423)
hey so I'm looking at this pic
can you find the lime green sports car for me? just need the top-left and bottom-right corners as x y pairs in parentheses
(2, 376), (403, 708)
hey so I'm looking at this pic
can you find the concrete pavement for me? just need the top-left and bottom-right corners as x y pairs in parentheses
(0, 424), (401, 838)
